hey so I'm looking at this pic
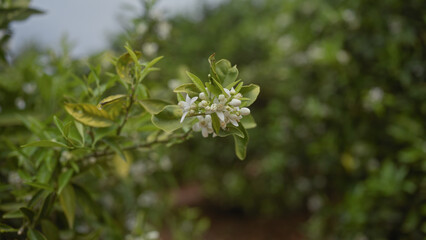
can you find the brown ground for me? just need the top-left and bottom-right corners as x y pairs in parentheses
(161, 183), (306, 240)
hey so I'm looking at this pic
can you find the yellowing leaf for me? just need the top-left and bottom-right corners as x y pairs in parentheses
(97, 94), (127, 109)
(115, 51), (142, 83)
(97, 94), (127, 118)
(113, 152), (133, 178)
(64, 103), (115, 128)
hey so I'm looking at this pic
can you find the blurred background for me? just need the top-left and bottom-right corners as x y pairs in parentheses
(1, 0), (425, 239)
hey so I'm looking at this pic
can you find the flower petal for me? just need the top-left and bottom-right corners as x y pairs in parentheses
(180, 111), (188, 123)
(192, 123), (201, 132)
(190, 96), (198, 104)
(217, 111), (225, 121)
(230, 119), (239, 127)
(201, 127), (209, 137)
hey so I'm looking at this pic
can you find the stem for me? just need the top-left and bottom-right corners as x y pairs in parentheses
(85, 130), (192, 161)
(116, 83), (137, 136)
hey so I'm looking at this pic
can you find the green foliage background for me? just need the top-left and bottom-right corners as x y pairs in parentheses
(1, 0), (425, 239)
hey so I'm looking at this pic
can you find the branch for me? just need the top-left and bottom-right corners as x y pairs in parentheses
(79, 130), (192, 168)
(116, 85), (136, 136)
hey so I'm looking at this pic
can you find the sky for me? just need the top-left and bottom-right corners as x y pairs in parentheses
(10, 0), (224, 57)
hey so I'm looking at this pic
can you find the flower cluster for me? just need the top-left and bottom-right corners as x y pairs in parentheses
(178, 88), (250, 138)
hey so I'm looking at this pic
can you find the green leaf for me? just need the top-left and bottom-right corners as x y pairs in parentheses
(74, 230), (101, 240)
(21, 140), (69, 149)
(233, 124), (249, 160)
(0, 8), (44, 27)
(2, 210), (23, 219)
(115, 51), (142, 83)
(53, 116), (66, 138)
(144, 56), (164, 69)
(65, 103), (115, 128)
(0, 223), (17, 233)
(177, 93), (185, 102)
(28, 228), (48, 240)
(57, 169), (74, 195)
(28, 189), (46, 208)
(208, 53), (219, 80)
(174, 83), (200, 97)
(139, 56), (164, 82)
(17, 114), (48, 139)
(186, 71), (206, 94)
(124, 44), (140, 65)
(59, 184), (76, 228)
(240, 115), (257, 129)
(226, 79), (241, 90)
(239, 84), (260, 106)
(74, 184), (101, 218)
(211, 77), (227, 95)
(205, 81), (221, 96)
(215, 59), (238, 86)
(41, 219), (59, 240)
(152, 105), (189, 133)
(39, 193), (56, 218)
(103, 138), (127, 162)
(74, 121), (85, 145)
(20, 207), (35, 222)
(139, 99), (171, 114)
(25, 182), (54, 192)
(235, 81), (244, 92)
(217, 126), (245, 138)
(136, 83), (150, 99)
(211, 113), (221, 134)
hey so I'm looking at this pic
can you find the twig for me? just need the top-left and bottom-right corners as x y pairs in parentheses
(80, 130), (192, 164)
(116, 84), (136, 136)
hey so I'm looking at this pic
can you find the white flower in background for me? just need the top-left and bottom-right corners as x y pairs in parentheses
(142, 42), (158, 56)
(22, 82), (37, 94)
(178, 95), (198, 123)
(192, 115), (213, 138)
(156, 21), (171, 40)
(135, 22), (148, 35)
(15, 97), (26, 110)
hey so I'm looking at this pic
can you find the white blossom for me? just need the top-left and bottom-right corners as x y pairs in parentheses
(192, 115), (213, 138)
(178, 86), (252, 137)
(178, 95), (198, 123)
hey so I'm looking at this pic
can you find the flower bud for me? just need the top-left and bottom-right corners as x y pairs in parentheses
(211, 104), (217, 111)
(199, 92), (206, 100)
(218, 94), (225, 101)
(240, 107), (250, 116)
(230, 88), (236, 95)
(229, 99), (241, 107)
(234, 93), (242, 99)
